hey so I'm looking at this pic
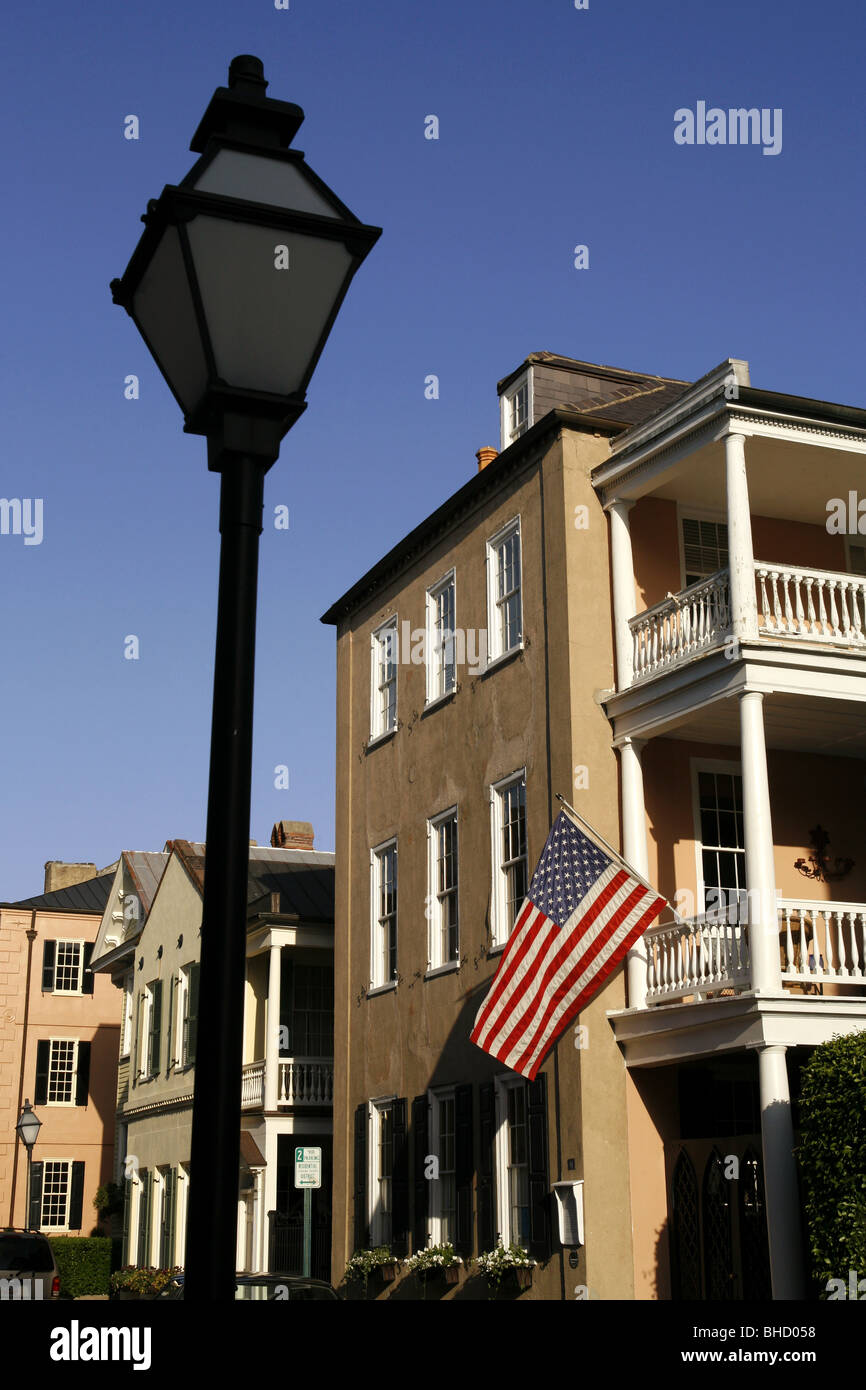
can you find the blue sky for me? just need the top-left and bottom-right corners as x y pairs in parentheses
(0, 0), (862, 899)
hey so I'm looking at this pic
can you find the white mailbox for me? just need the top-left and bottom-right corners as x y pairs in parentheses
(552, 1179), (585, 1247)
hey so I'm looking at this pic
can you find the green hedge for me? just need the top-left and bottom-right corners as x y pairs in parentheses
(48, 1237), (112, 1298)
(798, 1031), (866, 1291)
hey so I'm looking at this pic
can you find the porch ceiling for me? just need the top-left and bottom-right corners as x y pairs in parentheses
(639, 435), (866, 525)
(660, 688), (866, 758)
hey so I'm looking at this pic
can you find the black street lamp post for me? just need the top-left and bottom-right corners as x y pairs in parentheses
(110, 55), (380, 1301)
(15, 1100), (42, 1231)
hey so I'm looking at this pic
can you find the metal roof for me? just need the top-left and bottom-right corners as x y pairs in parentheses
(8, 870), (116, 914)
(171, 842), (335, 924)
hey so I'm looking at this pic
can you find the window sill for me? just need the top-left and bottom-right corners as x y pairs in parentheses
(422, 689), (456, 716)
(424, 961), (460, 980)
(367, 981), (398, 998)
(480, 645), (524, 679)
(366, 728), (397, 753)
(486, 942), (507, 958)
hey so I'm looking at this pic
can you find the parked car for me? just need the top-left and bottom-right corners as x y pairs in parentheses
(0, 1229), (60, 1300)
(159, 1272), (338, 1301)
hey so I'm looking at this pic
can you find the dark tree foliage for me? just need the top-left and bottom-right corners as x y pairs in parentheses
(798, 1031), (866, 1290)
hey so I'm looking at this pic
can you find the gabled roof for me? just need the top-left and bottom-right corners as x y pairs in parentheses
(8, 871), (116, 914)
(169, 841), (335, 923)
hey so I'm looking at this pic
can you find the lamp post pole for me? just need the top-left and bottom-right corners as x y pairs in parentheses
(186, 456), (266, 1300)
(109, 54), (380, 1302)
(16, 1100), (42, 1232)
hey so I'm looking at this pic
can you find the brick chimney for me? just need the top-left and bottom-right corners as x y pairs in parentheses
(44, 862), (98, 894)
(476, 446), (499, 472)
(270, 821), (315, 850)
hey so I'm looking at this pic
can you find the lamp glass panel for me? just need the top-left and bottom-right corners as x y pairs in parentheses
(17, 1111), (41, 1145)
(191, 150), (345, 219)
(132, 224), (210, 414)
(186, 215), (355, 395)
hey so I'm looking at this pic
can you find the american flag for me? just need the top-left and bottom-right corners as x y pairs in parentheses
(471, 810), (666, 1080)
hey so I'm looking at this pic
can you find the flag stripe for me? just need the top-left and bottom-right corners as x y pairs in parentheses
(515, 888), (664, 1076)
(469, 901), (547, 1045)
(482, 867), (627, 1060)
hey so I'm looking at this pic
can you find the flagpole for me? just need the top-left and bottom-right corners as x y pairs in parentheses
(554, 792), (679, 919)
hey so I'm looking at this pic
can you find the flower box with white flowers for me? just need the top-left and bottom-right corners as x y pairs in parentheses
(403, 1242), (463, 1285)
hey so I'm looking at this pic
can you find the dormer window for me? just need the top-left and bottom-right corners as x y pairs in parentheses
(500, 371), (533, 448)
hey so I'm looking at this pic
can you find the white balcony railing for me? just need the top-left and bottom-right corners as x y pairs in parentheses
(778, 899), (866, 986)
(630, 571), (730, 681)
(241, 1057), (334, 1108)
(645, 913), (750, 1002)
(756, 564), (866, 646)
(643, 898), (866, 1005)
(627, 561), (866, 685)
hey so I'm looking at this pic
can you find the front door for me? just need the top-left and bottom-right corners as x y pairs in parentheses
(667, 1138), (771, 1300)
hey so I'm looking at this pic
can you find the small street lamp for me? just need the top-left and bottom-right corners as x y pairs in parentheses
(110, 55), (380, 1301)
(15, 1100), (42, 1231)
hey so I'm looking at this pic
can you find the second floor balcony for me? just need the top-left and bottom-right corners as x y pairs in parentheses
(241, 1056), (334, 1110)
(629, 560), (866, 684)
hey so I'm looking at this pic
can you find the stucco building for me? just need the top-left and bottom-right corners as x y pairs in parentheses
(1, 862), (117, 1235)
(322, 350), (866, 1300)
(90, 824), (335, 1276)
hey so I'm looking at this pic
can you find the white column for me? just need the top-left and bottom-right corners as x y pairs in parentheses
(725, 432), (758, 640)
(265, 942), (282, 1111)
(608, 499), (637, 689)
(740, 691), (781, 993)
(758, 1045), (805, 1299)
(620, 736), (650, 1009)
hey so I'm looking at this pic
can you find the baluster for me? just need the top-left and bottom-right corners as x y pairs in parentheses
(827, 580), (842, 638)
(781, 572), (794, 632)
(783, 905), (794, 977)
(816, 575), (829, 637)
(758, 569), (770, 633)
(854, 913), (866, 979)
(804, 577), (817, 634)
(850, 582), (864, 641)
(839, 583), (852, 641)
(793, 573), (807, 633)
(768, 571), (781, 631)
(821, 910), (835, 976)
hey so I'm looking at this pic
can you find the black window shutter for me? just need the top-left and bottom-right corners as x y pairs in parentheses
(34, 1039), (50, 1105)
(69, 1162), (85, 1229)
(75, 1041), (91, 1107)
(149, 981), (163, 1075)
(167, 976), (176, 1068)
(81, 942), (94, 995)
(391, 1097), (409, 1257)
(454, 1083), (473, 1257)
(29, 1161), (44, 1229)
(42, 940), (56, 991)
(477, 1082), (495, 1252)
(353, 1103), (368, 1250)
(411, 1094), (429, 1253)
(527, 1074), (551, 1261)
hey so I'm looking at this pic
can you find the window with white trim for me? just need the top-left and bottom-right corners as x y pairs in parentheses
(371, 841), (398, 987)
(486, 518), (522, 662)
(371, 618), (398, 738)
(369, 1100), (393, 1246)
(120, 974), (134, 1057)
(501, 376), (532, 448)
(426, 572), (456, 703)
(47, 1040), (77, 1105)
(682, 516), (729, 587)
(490, 772), (528, 946)
(427, 810), (459, 969)
(53, 941), (84, 993)
(495, 1076), (531, 1246)
(428, 1088), (456, 1245)
(179, 962), (199, 1066)
(696, 767), (745, 915)
(41, 1161), (71, 1229)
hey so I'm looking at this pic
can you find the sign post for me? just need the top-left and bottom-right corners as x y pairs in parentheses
(294, 1146), (322, 1278)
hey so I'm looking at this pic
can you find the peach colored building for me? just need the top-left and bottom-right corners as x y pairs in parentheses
(0, 863), (118, 1234)
(323, 350), (866, 1301)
